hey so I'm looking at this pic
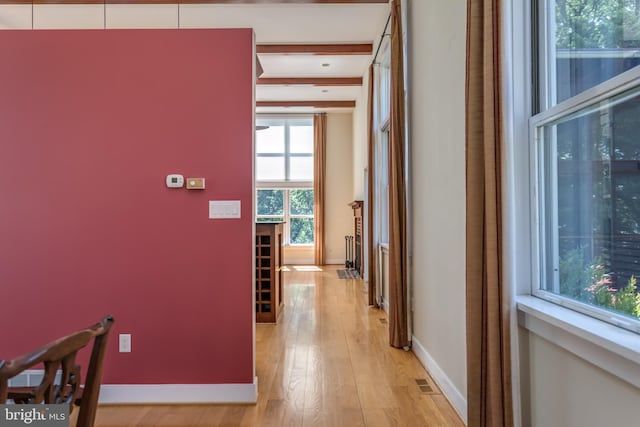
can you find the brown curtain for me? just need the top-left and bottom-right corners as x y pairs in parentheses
(314, 113), (327, 266)
(388, 0), (409, 349)
(465, 0), (513, 426)
(366, 64), (377, 306)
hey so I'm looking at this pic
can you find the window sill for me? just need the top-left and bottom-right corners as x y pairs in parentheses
(517, 295), (640, 389)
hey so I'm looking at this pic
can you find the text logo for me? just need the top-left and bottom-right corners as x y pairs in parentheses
(0, 405), (68, 427)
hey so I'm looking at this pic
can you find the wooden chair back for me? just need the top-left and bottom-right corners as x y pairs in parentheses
(0, 315), (114, 427)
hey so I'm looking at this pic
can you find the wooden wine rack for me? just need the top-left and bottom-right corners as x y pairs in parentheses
(255, 222), (283, 323)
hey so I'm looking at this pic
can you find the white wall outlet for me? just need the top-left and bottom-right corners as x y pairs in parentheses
(119, 334), (131, 353)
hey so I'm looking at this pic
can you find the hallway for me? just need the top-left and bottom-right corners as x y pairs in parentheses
(94, 266), (464, 426)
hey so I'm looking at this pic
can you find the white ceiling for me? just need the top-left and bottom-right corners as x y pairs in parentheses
(179, 4), (389, 44)
(179, 3), (389, 112)
(258, 55), (371, 79)
(256, 85), (361, 102)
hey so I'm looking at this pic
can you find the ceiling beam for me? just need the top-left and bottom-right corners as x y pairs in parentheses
(256, 44), (373, 55)
(257, 77), (362, 86)
(256, 100), (356, 108)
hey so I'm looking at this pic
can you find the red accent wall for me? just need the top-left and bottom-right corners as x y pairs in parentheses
(0, 29), (254, 384)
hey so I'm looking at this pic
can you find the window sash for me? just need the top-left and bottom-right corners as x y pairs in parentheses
(256, 116), (313, 182)
(256, 188), (314, 246)
(531, 66), (640, 334)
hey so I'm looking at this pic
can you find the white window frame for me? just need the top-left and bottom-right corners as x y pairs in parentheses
(506, 0), (640, 396)
(530, 67), (640, 334)
(255, 188), (314, 246)
(375, 38), (391, 248)
(256, 116), (313, 184)
(255, 115), (314, 247)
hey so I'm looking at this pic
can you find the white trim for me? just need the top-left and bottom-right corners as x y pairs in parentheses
(8, 372), (259, 404)
(518, 295), (640, 389)
(531, 65), (640, 127)
(411, 336), (467, 423)
(381, 297), (389, 314)
(99, 377), (258, 404)
(7, 369), (52, 387)
(503, 1), (532, 426)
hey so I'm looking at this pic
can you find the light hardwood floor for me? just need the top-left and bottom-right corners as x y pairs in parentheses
(93, 266), (464, 427)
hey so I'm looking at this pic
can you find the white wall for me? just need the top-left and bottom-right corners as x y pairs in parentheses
(519, 329), (640, 427)
(283, 113), (353, 266)
(381, 247), (389, 312)
(0, 4), (180, 29)
(283, 246), (314, 265)
(325, 113), (354, 264)
(407, 0), (468, 420)
(352, 69), (370, 201)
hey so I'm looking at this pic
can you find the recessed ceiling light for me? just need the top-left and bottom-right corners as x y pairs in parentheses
(322, 89), (329, 93)
(321, 63), (330, 67)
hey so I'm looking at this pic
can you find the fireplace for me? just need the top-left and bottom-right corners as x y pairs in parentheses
(349, 200), (364, 276)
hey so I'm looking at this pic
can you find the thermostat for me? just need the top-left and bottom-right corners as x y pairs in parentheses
(166, 174), (184, 188)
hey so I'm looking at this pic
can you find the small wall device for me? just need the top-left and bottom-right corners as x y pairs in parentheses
(186, 178), (205, 190)
(166, 174), (184, 188)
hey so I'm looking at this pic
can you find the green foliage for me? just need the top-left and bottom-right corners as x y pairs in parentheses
(257, 189), (314, 244)
(613, 276), (640, 316)
(290, 218), (314, 245)
(289, 189), (314, 245)
(290, 189), (314, 215)
(257, 189), (284, 216)
(560, 247), (592, 301)
(559, 247), (640, 319)
(555, 0), (640, 49)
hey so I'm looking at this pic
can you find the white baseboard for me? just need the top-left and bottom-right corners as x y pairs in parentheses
(99, 377), (258, 404)
(411, 336), (467, 423)
(381, 298), (389, 313)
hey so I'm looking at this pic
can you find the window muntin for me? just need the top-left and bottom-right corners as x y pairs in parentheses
(535, 0), (640, 333)
(256, 118), (313, 183)
(256, 188), (314, 245)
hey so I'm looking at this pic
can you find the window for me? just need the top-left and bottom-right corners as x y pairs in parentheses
(533, 0), (640, 332)
(256, 117), (314, 245)
(256, 118), (313, 183)
(377, 127), (390, 244)
(256, 189), (314, 245)
(375, 39), (391, 246)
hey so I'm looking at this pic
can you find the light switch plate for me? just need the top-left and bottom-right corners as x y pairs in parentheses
(209, 200), (241, 219)
(119, 334), (131, 353)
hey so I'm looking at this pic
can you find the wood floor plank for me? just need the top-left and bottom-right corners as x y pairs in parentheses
(94, 266), (463, 427)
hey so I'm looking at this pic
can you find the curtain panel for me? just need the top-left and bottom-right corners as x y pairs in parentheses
(313, 113), (327, 266)
(465, 0), (514, 425)
(366, 64), (377, 306)
(388, 0), (409, 349)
